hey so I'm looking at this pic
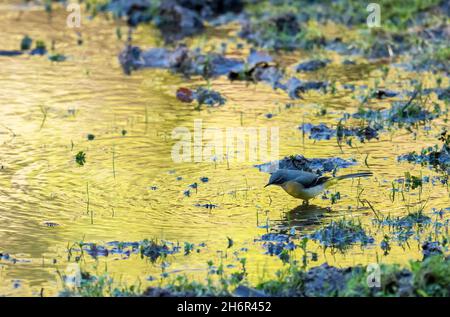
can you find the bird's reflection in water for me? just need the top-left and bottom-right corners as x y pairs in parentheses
(273, 204), (331, 234)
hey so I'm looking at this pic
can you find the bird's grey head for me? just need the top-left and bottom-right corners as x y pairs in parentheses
(264, 170), (289, 188)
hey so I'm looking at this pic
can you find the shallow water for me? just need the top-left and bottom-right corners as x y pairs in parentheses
(0, 5), (448, 296)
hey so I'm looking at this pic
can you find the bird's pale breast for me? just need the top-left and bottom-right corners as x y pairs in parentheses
(281, 181), (324, 200)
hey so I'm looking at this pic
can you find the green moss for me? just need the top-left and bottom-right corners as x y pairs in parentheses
(35, 40), (46, 50)
(376, 0), (443, 31)
(434, 47), (450, 63)
(250, 0), (443, 31)
(257, 255), (449, 297)
(411, 255), (450, 297)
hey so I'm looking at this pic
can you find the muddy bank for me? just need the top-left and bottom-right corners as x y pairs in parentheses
(60, 255), (450, 297)
(90, 0), (244, 42)
(83, 0), (450, 75)
(257, 255), (450, 297)
(237, 1), (449, 65)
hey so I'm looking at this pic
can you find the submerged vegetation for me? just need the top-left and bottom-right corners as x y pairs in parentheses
(309, 218), (375, 251)
(399, 129), (450, 174)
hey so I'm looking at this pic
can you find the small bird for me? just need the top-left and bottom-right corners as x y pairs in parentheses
(264, 169), (373, 205)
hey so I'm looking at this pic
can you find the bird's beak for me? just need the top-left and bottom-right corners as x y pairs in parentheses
(264, 183), (271, 188)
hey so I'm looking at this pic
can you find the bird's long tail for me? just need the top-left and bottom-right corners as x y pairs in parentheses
(324, 171), (373, 188)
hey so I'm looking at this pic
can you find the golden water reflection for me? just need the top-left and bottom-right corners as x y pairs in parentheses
(0, 5), (448, 296)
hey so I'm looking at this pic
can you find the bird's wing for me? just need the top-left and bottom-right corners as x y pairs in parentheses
(288, 170), (326, 188)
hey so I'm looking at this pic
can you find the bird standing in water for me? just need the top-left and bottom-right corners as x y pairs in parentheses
(264, 169), (372, 205)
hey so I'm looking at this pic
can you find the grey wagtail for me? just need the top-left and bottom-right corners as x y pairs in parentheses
(264, 169), (373, 204)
